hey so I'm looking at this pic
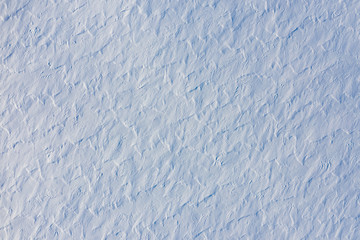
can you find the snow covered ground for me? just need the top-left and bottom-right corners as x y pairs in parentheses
(1, 0), (360, 239)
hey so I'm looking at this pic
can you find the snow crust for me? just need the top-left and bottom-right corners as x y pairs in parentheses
(1, 0), (360, 239)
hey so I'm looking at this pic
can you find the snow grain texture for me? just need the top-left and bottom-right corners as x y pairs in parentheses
(1, 0), (360, 239)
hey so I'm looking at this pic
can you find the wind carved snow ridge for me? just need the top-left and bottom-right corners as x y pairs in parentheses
(0, 0), (359, 239)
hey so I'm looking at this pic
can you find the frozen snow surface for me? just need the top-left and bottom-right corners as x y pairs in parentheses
(1, 0), (360, 239)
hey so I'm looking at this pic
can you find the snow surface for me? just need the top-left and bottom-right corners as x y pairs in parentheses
(1, 0), (360, 239)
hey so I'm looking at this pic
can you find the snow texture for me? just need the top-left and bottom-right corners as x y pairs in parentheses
(1, 0), (360, 239)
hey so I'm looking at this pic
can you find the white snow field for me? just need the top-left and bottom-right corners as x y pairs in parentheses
(1, 0), (360, 239)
